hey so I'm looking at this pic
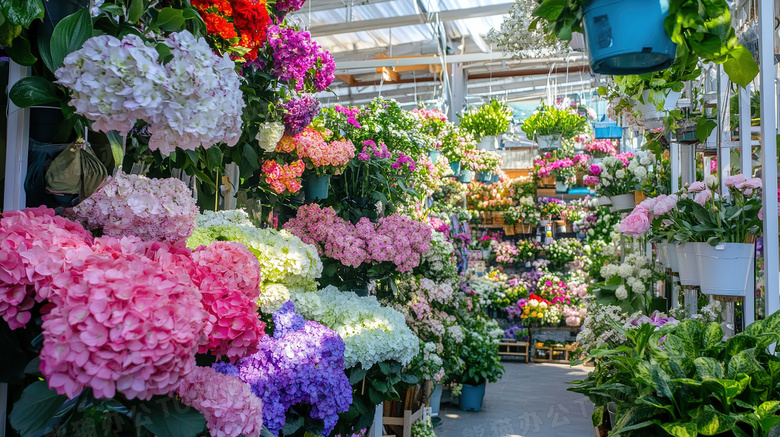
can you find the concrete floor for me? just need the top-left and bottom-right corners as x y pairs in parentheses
(437, 362), (596, 437)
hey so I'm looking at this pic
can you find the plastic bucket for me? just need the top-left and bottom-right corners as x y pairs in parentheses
(696, 243), (754, 296)
(476, 171), (493, 183)
(459, 382), (486, 412)
(582, 0), (676, 75)
(478, 135), (498, 150)
(428, 150), (440, 164)
(593, 122), (623, 139)
(609, 193), (635, 212)
(491, 174), (499, 183)
(556, 181), (569, 193)
(430, 384), (443, 417)
(458, 170), (473, 183)
(657, 241), (670, 268)
(450, 160), (461, 177)
(676, 243), (701, 286)
(303, 174), (330, 201)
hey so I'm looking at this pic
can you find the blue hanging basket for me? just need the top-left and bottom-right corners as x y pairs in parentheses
(476, 171), (493, 183)
(582, 0), (676, 75)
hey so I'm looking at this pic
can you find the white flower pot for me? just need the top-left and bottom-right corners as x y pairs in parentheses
(538, 219), (551, 226)
(481, 249), (491, 259)
(668, 242), (680, 273)
(598, 196), (612, 207)
(695, 243), (754, 296)
(537, 135), (562, 150)
(555, 181), (569, 193)
(609, 193), (635, 212)
(676, 243), (701, 287)
(478, 135), (499, 150)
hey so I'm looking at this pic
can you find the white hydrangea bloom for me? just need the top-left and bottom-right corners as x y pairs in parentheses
(615, 285), (628, 300)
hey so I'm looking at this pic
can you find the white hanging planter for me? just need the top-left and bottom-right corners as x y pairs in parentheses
(536, 135), (562, 150)
(478, 135), (499, 150)
(609, 193), (636, 212)
(696, 243), (754, 296)
(635, 90), (682, 121)
(676, 242), (701, 287)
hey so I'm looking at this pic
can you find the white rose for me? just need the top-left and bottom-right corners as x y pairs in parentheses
(640, 157), (651, 166)
(633, 167), (648, 180)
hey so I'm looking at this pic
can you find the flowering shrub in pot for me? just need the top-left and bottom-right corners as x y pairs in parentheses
(589, 151), (654, 211)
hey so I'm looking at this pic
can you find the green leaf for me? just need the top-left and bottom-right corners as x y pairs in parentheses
(205, 146), (223, 171)
(136, 396), (205, 437)
(9, 381), (67, 437)
(37, 31), (54, 73)
(6, 34), (36, 65)
(9, 76), (59, 107)
(723, 47), (759, 88)
(100, 3), (125, 16)
(661, 421), (698, 437)
(50, 8), (93, 69)
(378, 362), (390, 374)
(370, 379), (388, 393)
(0, 0), (44, 27)
(702, 322), (724, 349)
(281, 416), (303, 435)
(153, 7), (185, 32)
(694, 357), (724, 380)
(728, 349), (762, 377)
(696, 118), (718, 143)
(128, 0), (145, 22)
(107, 131), (125, 167)
(532, 0), (566, 21)
(0, 21), (21, 47)
(694, 405), (734, 435)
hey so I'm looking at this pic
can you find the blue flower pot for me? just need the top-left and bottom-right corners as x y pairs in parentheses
(303, 174), (330, 201)
(582, 0), (676, 75)
(459, 382), (486, 412)
(476, 171), (493, 183)
(491, 174), (499, 183)
(450, 160), (461, 177)
(458, 170), (473, 184)
(428, 150), (440, 164)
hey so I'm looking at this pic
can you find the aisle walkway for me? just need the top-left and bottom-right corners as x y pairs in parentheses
(437, 363), (594, 437)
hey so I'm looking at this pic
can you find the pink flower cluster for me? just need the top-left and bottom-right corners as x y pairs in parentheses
(419, 278), (454, 304)
(284, 204), (432, 272)
(334, 104), (362, 128)
(392, 152), (416, 171)
(724, 174), (762, 195)
(71, 171), (198, 242)
(563, 306), (587, 326)
(40, 236), (211, 400)
(175, 366), (264, 437)
(192, 242), (265, 361)
(616, 152), (635, 166)
(585, 139), (617, 156)
(619, 194), (679, 237)
(412, 108), (447, 121)
(0, 207), (93, 329)
(535, 154), (590, 178)
(358, 140), (391, 161)
(303, 139), (355, 169)
(261, 160), (305, 194)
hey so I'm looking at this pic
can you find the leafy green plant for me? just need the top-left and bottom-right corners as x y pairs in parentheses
(458, 100), (513, 140)
(570, 312), (780, 437)
(521, 104), (587, 140)
(458, 317), (504, 385)
(532, 0), (758, 87)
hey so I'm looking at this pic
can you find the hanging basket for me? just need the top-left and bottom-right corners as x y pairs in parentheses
(696, 243), (754, 296)
(476, 171), (493, 183)
(609, 193), (635, 212)
(504, 225), (515, 236)
(458, 170), (473, 183)
(537, 135), (562, 151)
(657, 241), (670, 269)
(303, 174), (331, 201)
(676, 243), (701, 287)
(492, 211), (505, 225)
(537, 175), (556, 188)
(450, 160), (461, 177)
(582, 0), (676, 75)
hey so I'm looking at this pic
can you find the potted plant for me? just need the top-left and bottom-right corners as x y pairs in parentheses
(457, 319), (504, 412)
(458, 100), (513, 149)
(521, 104), (562, 149)
(472, 149), (503, 183)
(588, 152), (654, 212)
(532, 0), (758, 86)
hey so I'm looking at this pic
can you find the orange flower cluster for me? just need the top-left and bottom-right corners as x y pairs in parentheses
(191, 0), (271, 60)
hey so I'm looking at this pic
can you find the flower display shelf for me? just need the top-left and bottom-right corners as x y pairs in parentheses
(532, 344), (576, 363)
(383, 385), (424, 437)
(593, 122), (623, 139)
(498, 340), (530, 362)
(537, 175), (556, 188)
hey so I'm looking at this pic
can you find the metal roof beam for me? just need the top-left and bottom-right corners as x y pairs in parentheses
(309, 3), (512, 36)
(335, 51), (507, 72)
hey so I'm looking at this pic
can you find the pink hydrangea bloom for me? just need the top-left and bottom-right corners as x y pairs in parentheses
(40, 237), (210, 400)
(176, 366), (264, 437)
(0, 207), (93, 329)
(71, 172), (197, 242)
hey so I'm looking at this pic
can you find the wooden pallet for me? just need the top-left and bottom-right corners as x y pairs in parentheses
(498, 340), (530, 362)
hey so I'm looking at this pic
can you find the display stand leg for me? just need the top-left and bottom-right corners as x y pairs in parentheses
(684, 288), (698, 318)
(370, 403), (383, 437)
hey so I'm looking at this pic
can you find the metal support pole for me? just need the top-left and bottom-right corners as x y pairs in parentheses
(716, 64), (731, 194)
(759, 0), (779, 320)
(449, 63), (466, 122)
(671, 141), (680, 193)
(739, 83), (753, 176)
(3, 61), (30, 211)
(680, 144), (696, 186)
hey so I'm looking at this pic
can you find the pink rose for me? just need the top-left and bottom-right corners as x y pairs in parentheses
(725, 174), (745, 187)
(688, 181), (706, 193)
(743, 178), (762, 189)
(653, 194), (678, 216)
(618, 211), (651, 237)
(635, 197), (657, 214)
(589, 164), (602, 176)
(694, 189), (712, 206)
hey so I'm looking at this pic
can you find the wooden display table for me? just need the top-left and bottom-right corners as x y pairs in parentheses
(498, 340), (530, 361)
(533, 344), (577, 363)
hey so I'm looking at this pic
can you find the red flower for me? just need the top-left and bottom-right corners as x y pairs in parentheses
(231, 0), (272, 48)
(204, 13), (238, 40)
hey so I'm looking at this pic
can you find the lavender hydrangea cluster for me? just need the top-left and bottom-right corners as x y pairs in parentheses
(280, 95), (320, 135)
(215, 302), (352, 435)
(266, 25), (335, 92)
(521, 269), (544, 294)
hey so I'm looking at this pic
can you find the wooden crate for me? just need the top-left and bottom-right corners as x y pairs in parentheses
(498, 340), (530, 362)
(533, 345), (576, 363)
(383, 385), (424, 437)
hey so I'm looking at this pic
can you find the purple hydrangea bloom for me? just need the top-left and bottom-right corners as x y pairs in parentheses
(280, 95), (320, 136)
(215, 302), (352, 435)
